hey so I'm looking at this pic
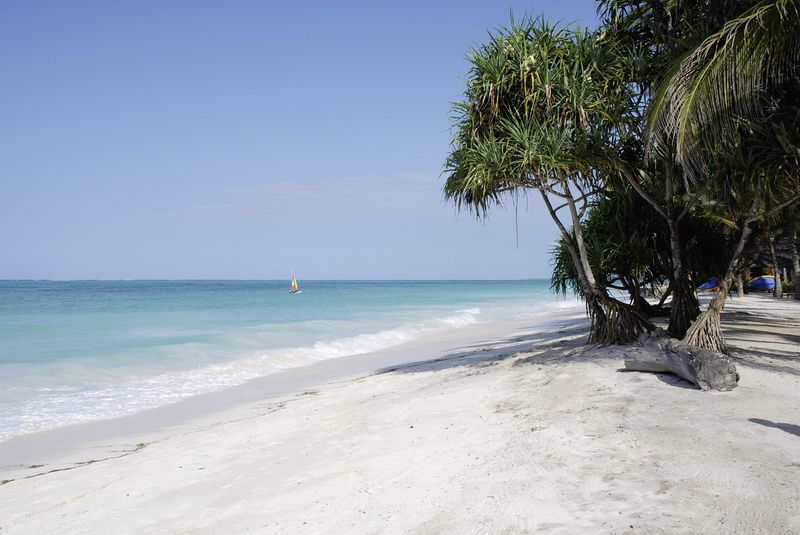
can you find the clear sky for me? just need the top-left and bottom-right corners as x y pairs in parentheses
(1, 0), (598, 280)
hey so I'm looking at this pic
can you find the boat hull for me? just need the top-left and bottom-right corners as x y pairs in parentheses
(745, 275), (776, 292)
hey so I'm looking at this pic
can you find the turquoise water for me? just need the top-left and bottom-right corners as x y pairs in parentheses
(0, 280), (577, 441)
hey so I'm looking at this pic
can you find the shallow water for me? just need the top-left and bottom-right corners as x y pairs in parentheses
(0, 280), (580, 440)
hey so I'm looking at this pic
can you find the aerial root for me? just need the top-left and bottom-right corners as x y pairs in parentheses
(588, 295), (655, 345)
(683, 308), (726, 354)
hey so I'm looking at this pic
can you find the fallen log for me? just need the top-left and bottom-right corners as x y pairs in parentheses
(623, 329), (739, 391)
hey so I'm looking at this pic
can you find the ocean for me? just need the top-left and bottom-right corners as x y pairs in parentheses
(0, 280), (580, 441)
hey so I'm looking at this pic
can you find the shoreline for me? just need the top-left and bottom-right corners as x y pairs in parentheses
(0, 279), (573, 445)
(0, 307), (586, 469)
(2, 295), (798, 533)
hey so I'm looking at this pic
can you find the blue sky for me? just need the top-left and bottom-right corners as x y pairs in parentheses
(1, 0), (598, 279)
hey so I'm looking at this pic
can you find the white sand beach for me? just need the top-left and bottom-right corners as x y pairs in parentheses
(1, 295), (799, 534)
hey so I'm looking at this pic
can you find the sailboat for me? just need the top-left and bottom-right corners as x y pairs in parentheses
(290, 272), (301, 294)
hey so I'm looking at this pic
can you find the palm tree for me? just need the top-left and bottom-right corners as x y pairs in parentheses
(646, 0), (800, 351)
(648, 0), (800, 177)
(672, 119), (797, 350)
(550, 185), (731, 315)
(550, 186), (672, 317)
(597, 0), (757, 338)
(444, 18), (655, 344)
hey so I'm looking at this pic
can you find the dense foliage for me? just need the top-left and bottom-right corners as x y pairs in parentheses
(444, 1), (800, 351)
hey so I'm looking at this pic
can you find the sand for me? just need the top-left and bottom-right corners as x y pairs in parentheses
(1, 295), (798, 534)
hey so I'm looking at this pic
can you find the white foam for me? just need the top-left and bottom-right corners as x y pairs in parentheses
(0, 301), (582, 442)
(434, 308), (482, 327)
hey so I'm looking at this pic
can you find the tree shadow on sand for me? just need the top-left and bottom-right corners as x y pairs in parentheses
(721, 306), (800, 377)
(378, 321), (706, 391)
(726, 327), (800, 347)
(748, 418), (800, 438)
(376, 321), (699, 394)
(376, 322), (604, 375)
(377, 303), (799, 391)
(727, 347), (800, 377)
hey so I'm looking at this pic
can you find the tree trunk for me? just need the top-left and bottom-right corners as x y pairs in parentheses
(631, 289), (655, 317)
(735, 273), (745, 297)
(624, 329), (739, 391)
(620, 166), (699, 337)
(564, 186), (656, 344)
(657, 281), (673, 307)
(767, 220), (782, 298)
(632, 293), (668, 317)
(683, 196), (761, 353)
(587, 290), (655, 345)
(668, 275), (699, 339)
(791, 217), (800, 301)
(665, 193), (699, 338)
(540, 188), (655, 345)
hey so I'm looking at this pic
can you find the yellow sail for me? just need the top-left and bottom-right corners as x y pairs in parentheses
(290, 274), (298, 293)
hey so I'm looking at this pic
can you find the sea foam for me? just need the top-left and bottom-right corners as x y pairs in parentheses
(0, 307), (495, 440)
(0, 281), (582, 442)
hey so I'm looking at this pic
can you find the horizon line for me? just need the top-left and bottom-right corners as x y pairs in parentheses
(0, 277), (551, 282)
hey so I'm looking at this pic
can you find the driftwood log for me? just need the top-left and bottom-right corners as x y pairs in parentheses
(623, 329), (739, 391)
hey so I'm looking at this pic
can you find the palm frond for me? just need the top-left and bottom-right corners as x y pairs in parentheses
(647, 0), (800, 179)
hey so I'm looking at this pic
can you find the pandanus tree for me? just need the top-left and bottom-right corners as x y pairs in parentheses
(551, 186), (731, 314)
(444, 18), (655, 344)
(647, 0), (800, 352)
(550, 186), (672, 316)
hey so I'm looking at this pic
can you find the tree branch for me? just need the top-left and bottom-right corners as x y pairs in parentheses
(540, 190), (574, 248)
(552, 187), (601, 214)
(766, 195), (800, 218)
(622, 167), (669, 220)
